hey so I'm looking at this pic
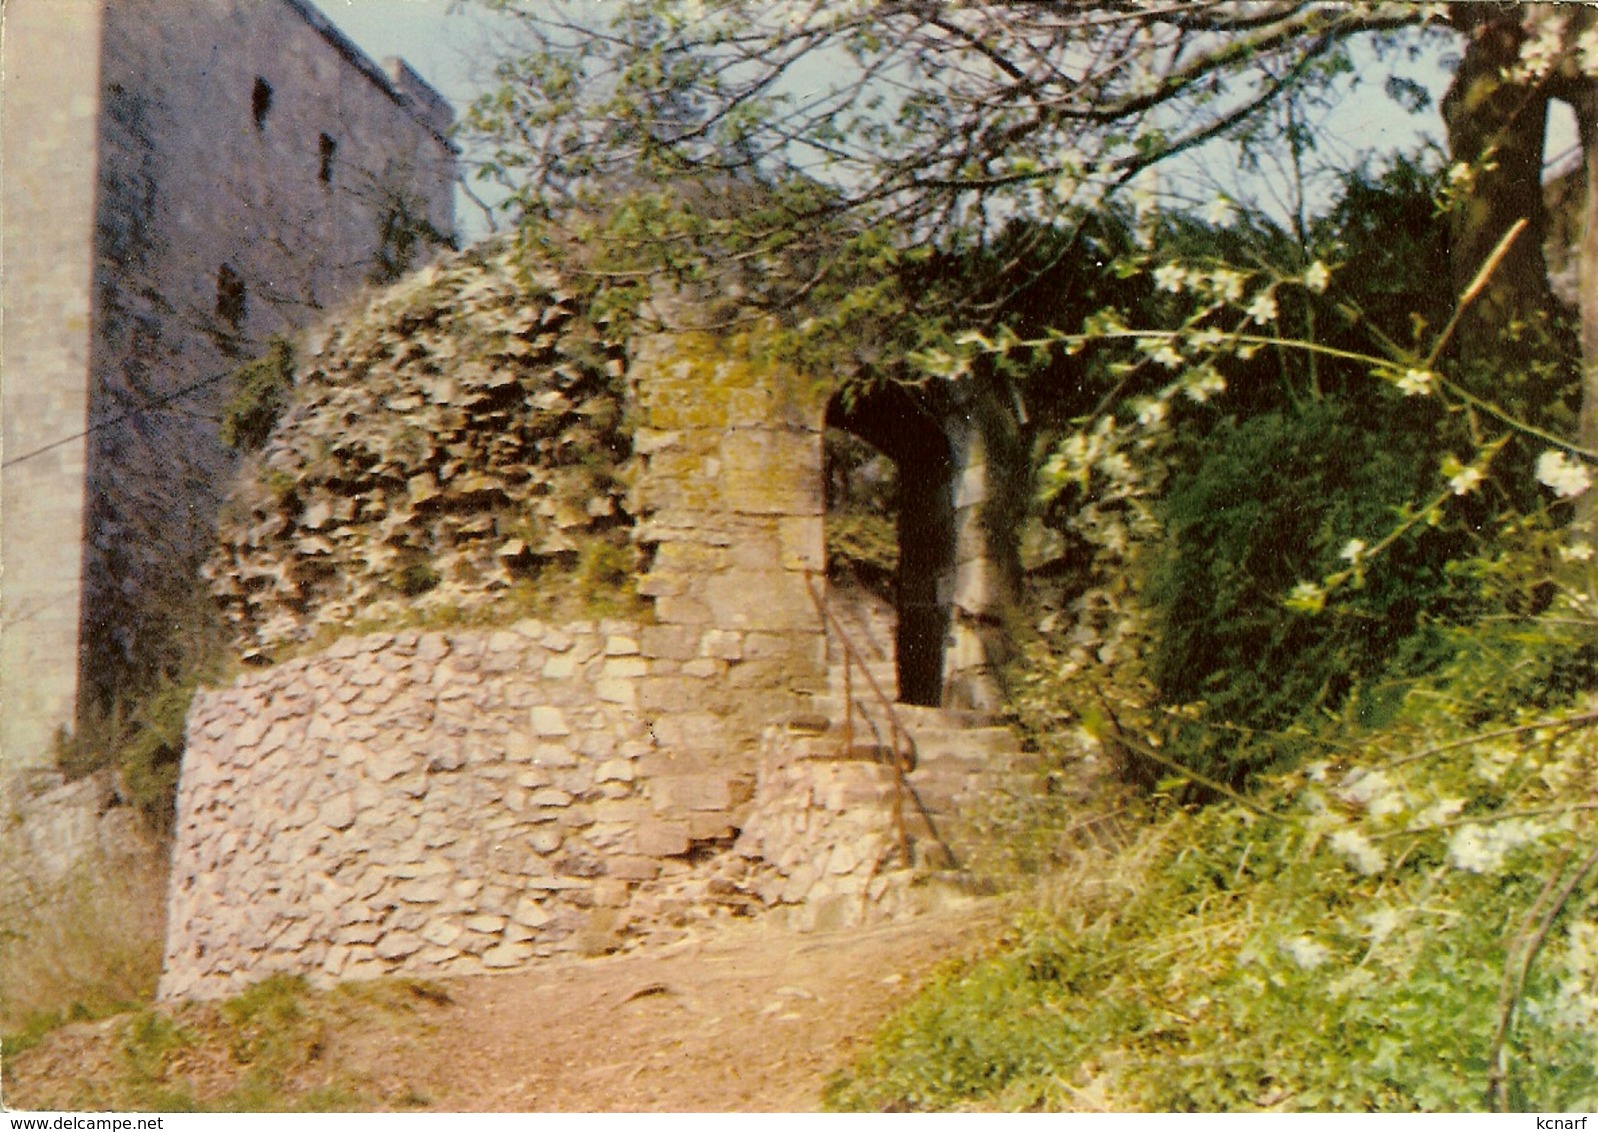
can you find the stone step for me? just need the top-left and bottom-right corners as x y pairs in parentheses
(808, 696), (1000, 734)
(909, 727), (1022, 763)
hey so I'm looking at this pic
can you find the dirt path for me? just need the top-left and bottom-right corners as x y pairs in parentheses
(3, 896), (1004, 1113)
(415, 897), (1001, 1111)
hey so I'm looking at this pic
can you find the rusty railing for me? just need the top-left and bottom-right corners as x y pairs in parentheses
(804, 571), (957, 870)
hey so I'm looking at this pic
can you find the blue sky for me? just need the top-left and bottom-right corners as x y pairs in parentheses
(311, 2), (1575, 243)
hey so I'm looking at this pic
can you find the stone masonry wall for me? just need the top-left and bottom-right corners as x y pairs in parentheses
(628, 327), (831, 755)
(159, 619), (953, 1000)
(162, 622), (750, 1000)
(78, 0), (456, 716)
(0, 0), (106, 782)
(1, 0), (455, 776)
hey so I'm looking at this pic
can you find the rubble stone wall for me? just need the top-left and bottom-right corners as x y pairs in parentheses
(628, 327), (832, 750)
(161, 622), (763, 1001)
(159, 621), (952, 1001)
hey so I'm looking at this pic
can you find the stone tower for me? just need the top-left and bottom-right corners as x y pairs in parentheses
(1, 0), (455, 776)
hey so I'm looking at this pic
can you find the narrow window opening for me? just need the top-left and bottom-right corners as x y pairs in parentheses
(216, 264), (246, 331)
(251, 77), (273, 130)
(318, 133), (337, 185)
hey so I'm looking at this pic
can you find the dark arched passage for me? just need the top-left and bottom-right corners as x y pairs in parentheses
(826, 384), (955, 707)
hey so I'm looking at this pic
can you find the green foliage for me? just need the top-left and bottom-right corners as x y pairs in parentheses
(368, 190), (456, 286)
(830, 697), (1598, 1111)
(16, 974), (448, 1112)
(830, 140), (1598, 1114)
(54, 675), (209, 834)
(572, 535), (648, 618)
(220, 338), (296, 452)
(823, 427), (899, 595)
(392, 560), (443, 597)
(1146, 400), (1455, 778)
(0, 853), (166, 1059)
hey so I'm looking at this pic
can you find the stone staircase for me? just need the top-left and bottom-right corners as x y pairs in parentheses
(686, 581), (1031, 932)
(808, 581), (1028, 869)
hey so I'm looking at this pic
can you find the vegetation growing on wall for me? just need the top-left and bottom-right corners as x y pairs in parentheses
(207, 242), (640, 657)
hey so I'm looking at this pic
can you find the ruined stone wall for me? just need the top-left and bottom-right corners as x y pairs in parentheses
(80, 0), (457, 713)
(160, 313), (850, 999)
(162, 623), (684, 1000)
(159, 620), (1021, 1000)
(1, 0), (456, 773)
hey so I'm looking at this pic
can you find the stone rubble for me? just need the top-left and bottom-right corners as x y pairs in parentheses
(205, 243), (633, 656)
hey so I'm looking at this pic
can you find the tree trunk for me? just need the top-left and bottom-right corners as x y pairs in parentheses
(1441, 5), (1552, 362)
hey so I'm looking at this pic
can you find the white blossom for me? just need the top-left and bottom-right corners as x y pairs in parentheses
(1183, 367), (1226, 403)
(1537, 450), (1593, 499)
(1579, 23), (1598, 77)
(1447, 818), (1548, 875)
(1205, 196), (1235, 227)
(1189, 326), (1227, 350)
(1339, 539), (1367, 564)
(1246, 291), (1278, 326)
(1415, 797), (1466, 828)
(1512, 10), (1569, 82)
(1363, 905), (1402, 944)
(1338, 768), (1404, 817)
(1330, 828), (1387, 875)
(1449, 465), (1484, 496)
(1153, 262), (1187, 293)
(1303, 261), (1331, 294)
(1395, 368), (1434, 397)
(1151, 344), (1185, 369)
(1287, 580), (1326, 612)
(1282, 935), (1331, 970)
(1562, 541), (1596, 563)
(1209, 269), (1246, 304)
(1134, 397), (1168, 428)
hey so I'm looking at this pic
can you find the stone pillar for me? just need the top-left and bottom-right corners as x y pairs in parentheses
(629, 327), (829, 760)
(1, 0), (106, 775)
(939, 386), (1024, 713)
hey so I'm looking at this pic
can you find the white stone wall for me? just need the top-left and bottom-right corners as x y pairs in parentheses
(1, 0), (456, 774)
(0, 0), (106, 774)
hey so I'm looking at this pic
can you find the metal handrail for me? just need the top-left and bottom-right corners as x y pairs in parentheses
(804, 570), (958, 871)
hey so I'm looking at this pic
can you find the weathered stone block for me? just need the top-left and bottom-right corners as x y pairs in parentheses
(595, 679), (638, 707)
(702, 571), (816, 633)
(319, 794), (356, 831)
(510, 898), (553, 928)
(420, 919), (463, 948)
(605, 855), (661, 881)
(529, 706), (571, 737)
(595, 759), (635, 784)
(482, 942), (534, 968)
(652, 773), (735, 813)
(688, 812), (735, 842)
(720, 431), (822, 516)
(638, 624), (698, 661)
(633, 821), (691, 858)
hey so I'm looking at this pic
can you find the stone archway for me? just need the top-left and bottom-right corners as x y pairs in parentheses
(825, 384), (955, 707)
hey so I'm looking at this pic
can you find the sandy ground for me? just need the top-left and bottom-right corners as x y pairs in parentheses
(3, 896), (1004, 1113)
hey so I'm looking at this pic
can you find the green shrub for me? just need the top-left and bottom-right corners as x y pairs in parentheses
(1145, 399), (1461, 781)
(829, 699), (1598, 1111)
(220, 338), (296, 452)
